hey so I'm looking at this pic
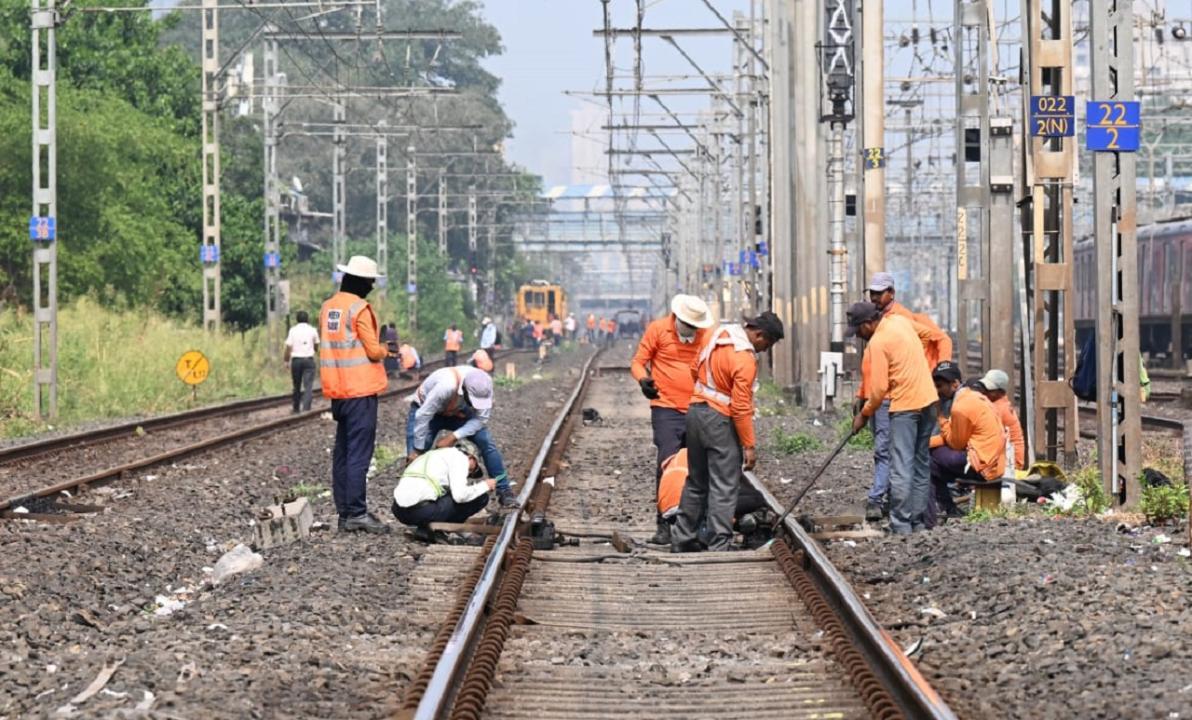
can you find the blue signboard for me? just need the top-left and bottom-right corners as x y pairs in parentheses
(406, 282), (417, 294)
(1086, 101), (1141, 152)
(1029, 95), (1075, 137)
(756, 241), (769, 257)
(739, 249), (748, 265)
(263, 251), (281, 268)
(200, 245), (220, 263)
(28, 216), (56, 241)
(862, 147), (885, 169)
(748, 250), (760, 269)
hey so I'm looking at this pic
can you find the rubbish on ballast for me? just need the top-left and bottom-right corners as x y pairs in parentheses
(1178, 548), (1191, 558)
(207, 623), (229, 631)
(780, 477), (793, 485)
(12, 506), (28, 514)
(1153, 534), (1172, 545)
(919, 607), (946, 619)
(153, 595), (186, 617)
(902, 638), (923, 657)
(143, 475), (158, 482)
(68, 658), (124, 705)
(135, 691), (155, 711)
(320, 412), (333, 421)
(210, 544), (263, 585)
(841, 540), (857, 548)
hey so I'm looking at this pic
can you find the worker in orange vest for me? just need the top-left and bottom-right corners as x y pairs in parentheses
(319, 255), (392, 534)
(399, 343), (422, 378)
(658, 449), (771, 547)
(443, 323), (464, 366)
(586, 313), (597, 344)
(672, 312), (785, 552)
(928, 362), (1007, 524)
(630, 294), (714, 545)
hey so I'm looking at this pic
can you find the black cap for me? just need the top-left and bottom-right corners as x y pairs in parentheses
(845, 302), (881, 336)
(744, 311), (785, 342)
(932, 360), (962, 383)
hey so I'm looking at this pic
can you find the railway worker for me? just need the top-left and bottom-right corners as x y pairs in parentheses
(657, 448), (770, 545)
(848, 302), (938, 535)
(443, 323), (464, 367)
(381, 323), (400, 378)
(284, 310), (320, 413)
(549, 315), (564, 345)
(399, 343), (422, 379)
(671, 311), (785, 553)
(564, 313), (577, 341)
(868, 271), (953, 367)
(319, 255), (392, 534)
(972, 369), (1026, 470)
(470, 349), (494, 373)
(391, 439), (495, 542)
(406, 365), (518, 508)
(479, 317), (497, 351)
(586, 313), (597, 343)
(631, 294), (715, 545)
(928, 362), (1007, 521)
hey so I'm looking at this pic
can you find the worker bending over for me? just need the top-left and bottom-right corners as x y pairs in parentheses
(657, 449), (771, 547)
(630, 294), (714, 545)
(849, 302), (938, 535)
(319, 255), (392, 534)
(406, 365), (517, 508)
(929, 363), (1007, 520)
(392, 439), (494, 542)
(972, 369), (1025, 470)
(671, 312), (784, 553)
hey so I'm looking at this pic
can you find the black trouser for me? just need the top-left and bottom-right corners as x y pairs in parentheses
(445, 350), (458, 366)
(290, 357), (315, 412)
(331, 396), (377, 518)
(392, 494), (489, 528)
(651, 407), (687, 521)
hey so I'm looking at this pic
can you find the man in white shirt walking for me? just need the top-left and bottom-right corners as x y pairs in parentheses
(283, 311), (320, 412)
(392, 439), (495, 541)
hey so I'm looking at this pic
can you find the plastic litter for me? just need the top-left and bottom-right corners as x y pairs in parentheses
(1178, 548), (1191, 558)
(1153, 534), (1171, 545)
(920, 607), (947, 619)
(210, 544), (263, 585)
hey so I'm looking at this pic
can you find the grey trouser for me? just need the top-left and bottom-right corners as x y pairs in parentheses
(672, 403), (742, 551)
(888, 404), (937, 534)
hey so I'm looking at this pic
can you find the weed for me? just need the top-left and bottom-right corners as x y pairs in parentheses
(1045, 461), (1110, 517)
(772, 428), (824, 455)
(373, 444), (402, 472)
(494, 375), (524, 390)
(288, 482), (326, 500)
(964, 503), (1033, 523)
(836, 417), (875, 450)
(1140, 482), (1189, 524)
(756, 379), (789, 417)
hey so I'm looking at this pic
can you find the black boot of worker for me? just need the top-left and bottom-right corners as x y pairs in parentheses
(341, 512), (391, 534)
(496, 487), (519, 509)
(647, 519), (671, 545)
(865, 500), (884, 522)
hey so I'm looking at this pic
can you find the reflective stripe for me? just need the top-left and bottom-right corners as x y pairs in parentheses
(324, 339), (361, 350)
(320, 356), (376, 369)
(694, 380), (731, 406)
(403, 452), (445, 498)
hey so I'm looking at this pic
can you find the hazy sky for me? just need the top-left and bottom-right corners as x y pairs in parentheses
(477, 0), (753, 187)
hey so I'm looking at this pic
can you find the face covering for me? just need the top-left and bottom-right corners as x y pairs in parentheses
(675, 319), (696, 342)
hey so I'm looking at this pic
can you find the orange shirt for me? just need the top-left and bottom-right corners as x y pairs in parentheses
(587, 314), (596, 329)
(630, 316), (710, 412)
(937, 388), (1007, 480)
(861, 314), (937, 416)
(690, 327), (758, 448)
(657, 448), (688, 517)
(992, 395), (1026, 469)
(550, 318), (563, 335)
(858, 313), (952, 398)
(444, 329), (463, 352)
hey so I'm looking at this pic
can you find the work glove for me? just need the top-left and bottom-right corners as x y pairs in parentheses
(639, 377), (660, 400)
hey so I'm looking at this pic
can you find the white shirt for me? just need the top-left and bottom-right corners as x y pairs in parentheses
(285, 322), (320, 358)
(393, 448), (490, 507)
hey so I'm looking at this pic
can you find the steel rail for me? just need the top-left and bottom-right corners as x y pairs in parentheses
(409, 350), (599, 720)
(0, 350), (528, 515)
(745, 470), (959, 720)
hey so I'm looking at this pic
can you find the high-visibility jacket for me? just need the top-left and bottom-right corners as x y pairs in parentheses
(400, 344), (420, 371)
(444, 329), (463, 352)
(691, 324), (758, 448)
(657, 449), (688, 518)
(587, 314), (596, 330)
(319, 291), (388, 399)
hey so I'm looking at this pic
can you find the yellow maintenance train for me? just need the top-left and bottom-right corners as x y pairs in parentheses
(516, 280), (568, 324)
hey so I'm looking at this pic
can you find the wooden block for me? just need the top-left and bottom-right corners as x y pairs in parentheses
(505, 362), (517, 380)
(254, 497), (313, 549)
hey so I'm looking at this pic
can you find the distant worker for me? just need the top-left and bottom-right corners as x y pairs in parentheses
(470, 349), (494, 373)
(849, 301), (938, 535)
(444, 323), (463, 366)
(929, 362), (1007, 521)
(399, 343), (421, 379)
(319, 255), (392, 534)
(532, 319), (544, 347)
(479, 316), (498, 351)
(392, 440), (494, 542)
(564, 313), (577, 340)
(549, 315), (564, 345)
(380, 322), (400, 378)
(284, 310), (320, 413)
(586, 313), (597, 343)
(972, 369), (1025, 470)
(406, 365), (517, 508)
(630, 294), (714, 545)
(671, 312), (785, 553)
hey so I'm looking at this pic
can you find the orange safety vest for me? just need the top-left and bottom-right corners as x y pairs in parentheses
(445, 329), (463, 352)
(587, 314), (596, 329)
(692, 324), (755, 409)
(657, 449), (688, 518)
(319, 291), (388, 399)
(400, 344), (419, 371)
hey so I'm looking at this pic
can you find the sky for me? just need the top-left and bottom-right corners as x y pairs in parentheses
(477, 0), (754, 187)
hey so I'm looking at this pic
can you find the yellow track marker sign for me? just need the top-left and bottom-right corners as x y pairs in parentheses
(176, 350), (210, 386)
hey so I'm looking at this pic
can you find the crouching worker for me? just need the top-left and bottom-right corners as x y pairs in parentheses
(657, 449), (772, 548)
(929, 362), (1007, 522)
(392, 439), (494, 542)
(406, 365), (518, 508)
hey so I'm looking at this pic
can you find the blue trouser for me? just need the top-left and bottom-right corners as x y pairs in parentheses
(330, 396), (378, 518)
(406, 404), (510, 493)
(867, 399), (892, 503)
(887, 404), (936, 534)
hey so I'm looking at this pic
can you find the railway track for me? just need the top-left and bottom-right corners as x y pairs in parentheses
(398, 356), (955, 720)
(0, 349), (524, 519)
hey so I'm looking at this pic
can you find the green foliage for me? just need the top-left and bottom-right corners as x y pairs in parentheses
(836, 416), (875, 450)
(964, 504), (1032, 523)
(288, 483), (328, 501)
(493, 374), (524, 390)
(1045, 463), (1111, 517)
(771, 429), (824, 455)
(755, 379), (789, 417)
(1140, 483), (1189, 524)
(0, 298), (288, 438)
(372, 444), (402, 472)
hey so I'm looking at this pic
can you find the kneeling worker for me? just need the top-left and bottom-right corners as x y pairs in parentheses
(406, 365), (517, 508)
(929, 362), (1007, 519)
(392, 439), (494, 541)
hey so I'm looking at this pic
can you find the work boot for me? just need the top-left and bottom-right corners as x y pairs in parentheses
(341, 512), (391, 534)
(865, 501), (884, 522)
(670, 538), (703, 554)
(496, 487), (519, 509)
(646, 519), (671, 545)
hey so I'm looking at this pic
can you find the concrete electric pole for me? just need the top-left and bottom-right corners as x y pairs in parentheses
(30, 0), (58, 418)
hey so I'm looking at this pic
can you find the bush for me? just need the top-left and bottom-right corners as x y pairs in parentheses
(1140, 483), (1189, 524)
(836, 416), (875, 450)
(772, 429), (824, 455)
(1046, 463), (1111, 517)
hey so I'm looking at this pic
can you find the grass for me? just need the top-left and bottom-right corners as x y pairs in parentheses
(372, 443), (403, 472)
(771, 428), (824, 455)
(755, 379), (789, 417)
(0, 298), (289, 438)
(1044, 460), (1112, 517)
(836, 416), (875, 450)
(1140, 483), (1189, 524)
(493, 374), (525, 390)
(288, 482), (327, 500)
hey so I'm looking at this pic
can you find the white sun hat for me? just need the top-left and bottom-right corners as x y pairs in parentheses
(336, 255), (380, 279)
(671, 294), (714, 329)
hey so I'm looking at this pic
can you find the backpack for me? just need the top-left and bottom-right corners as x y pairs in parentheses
(1069, 334), (1097, 402)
